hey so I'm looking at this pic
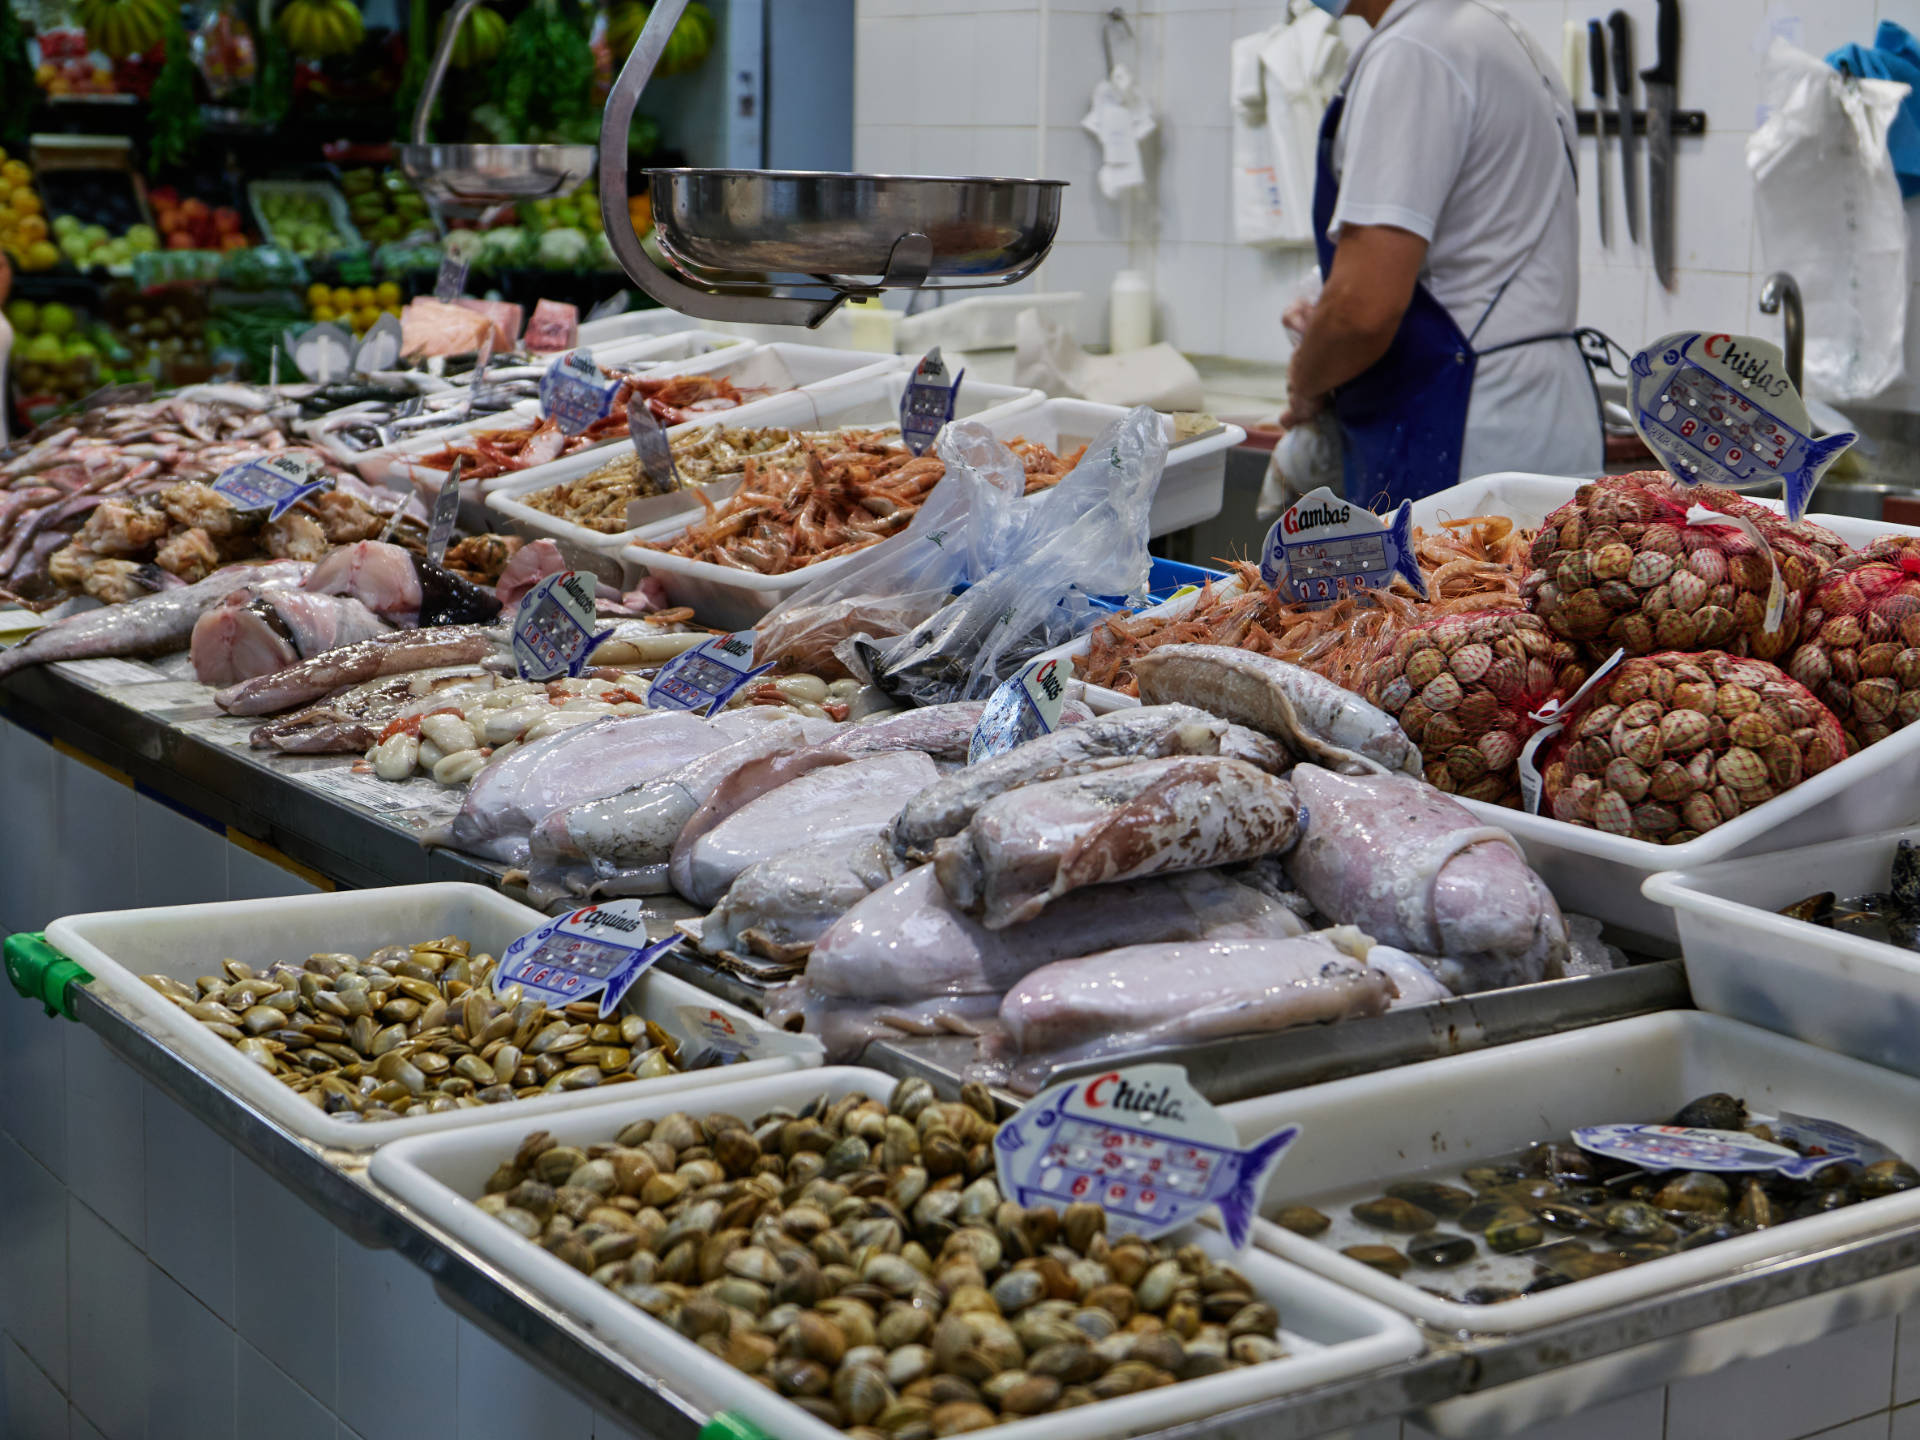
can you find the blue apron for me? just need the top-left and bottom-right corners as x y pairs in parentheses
(1312, 39), (1586, 508)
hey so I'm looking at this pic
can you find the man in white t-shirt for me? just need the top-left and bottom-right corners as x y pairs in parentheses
(1280, 0), (1604, 505)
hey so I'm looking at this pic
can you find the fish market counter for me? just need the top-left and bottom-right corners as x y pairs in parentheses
(11, 661), (1920, 1440)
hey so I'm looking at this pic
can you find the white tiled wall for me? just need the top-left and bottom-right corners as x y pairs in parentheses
(854, 0), (1920, 387)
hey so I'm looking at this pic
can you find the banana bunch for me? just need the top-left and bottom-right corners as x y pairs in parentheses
(278, 0), (364, 57)
(605, 0), (712, 72)
(80, 0), (170, 59)
(440, 3), (505, 67)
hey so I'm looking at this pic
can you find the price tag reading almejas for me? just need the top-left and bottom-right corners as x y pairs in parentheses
(629, 390), (679, 491)
(211, 452), (334, 521)
(994, 1064), (1299, 1248)
(426, 457), (464, 565)
(512, 571), (613, 681)
(434, 248), (469, 303)
(540, 348), (619, 436)
(1629, 331), (1857, 521)
(969, 655), (1069, 765)
(647, 631), (775, 716)
(900, 347), (965, 456)
(1258, 486), (1428, 607)
(495, 903), (679, 1016)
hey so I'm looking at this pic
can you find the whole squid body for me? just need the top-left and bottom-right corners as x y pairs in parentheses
(214, 625), (502, 715)
(676, 750), (942, 908)
(932, 755), (1301, 929)
(1132, 643), (1421, 776)
(190, 588), (391, 687)
(697, 833), (907, 965)
(0, 559), (310, 678)
(1285, 763), (1568, 992)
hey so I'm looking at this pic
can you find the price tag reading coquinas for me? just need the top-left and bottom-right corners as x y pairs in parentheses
(512, 571), (612, 681)
(900, 347), (965, 456)
(540, 348), (619, 437)
(1258, 486), (1428, 607)
(646, 631), (775, 716)
(211, 453), (334, 521)
(969, 656), (1069, 764)
(494, 902), (678, 1017)
(1629, 331), (1857, 522)
(994, 1063), (1299, 1248)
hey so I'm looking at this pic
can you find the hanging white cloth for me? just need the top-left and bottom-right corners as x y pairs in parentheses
(1232, 0), (1347, 245)
(1081, 62), (1157, 200)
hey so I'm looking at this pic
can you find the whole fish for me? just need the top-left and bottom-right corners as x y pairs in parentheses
(214, 624), (500, 715)
(247, 666), (505, 753)
(889, 704), (1226, 861)
(0, 560), (310, 679)
(701, 833), (906, 965)
(1284, 763), (1568, 993)
(1133, 643), (1421, 776)
(933, 756), (1301, 930)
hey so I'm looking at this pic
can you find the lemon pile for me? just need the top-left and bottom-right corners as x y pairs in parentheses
(0, 153), (58, 273)
(307, 280), (403, 334)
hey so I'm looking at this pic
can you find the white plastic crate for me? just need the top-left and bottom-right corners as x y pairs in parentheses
(587, 329), (750, 371)
(1232, 1010), (1920, 1333)
(576, 308), (701, 347)
(369, 1066), (1423, 1440)
(45, 883), (814, 1152)
(895, 292), (1087, 353)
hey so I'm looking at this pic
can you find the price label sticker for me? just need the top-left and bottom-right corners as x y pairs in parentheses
(994, 1063), (1299, 1248)
(1258, 486), (1428, 607)
(540, 348), (619, 436)
(1576, 1113), (1894, 1181)
(671, 1005), (828, 1067)
(512, 571), (613, 681)
(426, 456), (464, 565)
(629, 391), (679, 492)
(211, 453), (334, 521)
(354, 313), (402, 374)
(435, 249), (469, 303)
(494, 902), (678, 1017)
(646, 631), (774, 716)
(969, 656), (1068, 764)
(900, 346), (964, 456)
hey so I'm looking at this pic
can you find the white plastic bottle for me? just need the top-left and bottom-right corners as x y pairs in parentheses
(1108, 269), (1154, 354)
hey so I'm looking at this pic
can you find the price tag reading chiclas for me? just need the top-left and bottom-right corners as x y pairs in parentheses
(900, 346), (964, 456)
(541, 348), (619, 436)
(495, 902), (679, 1017)
(512, 571), (612, 681)
(1258, 486), (1428, 608)
(994, 1063), (1299, 1248)
(647, 631), (775, 715)
(211, 452), (334, 521)
(969, 655), (1069, 764)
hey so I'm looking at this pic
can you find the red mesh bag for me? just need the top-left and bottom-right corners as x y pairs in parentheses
(1786, 535), (1920, 749)
(1539, 650), (1847, 843)
(1522, 473), (1848, 665)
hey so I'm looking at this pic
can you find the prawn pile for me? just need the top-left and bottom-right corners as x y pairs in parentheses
(638, 435), (1082, 576)
(1080, 515), (1535, 697)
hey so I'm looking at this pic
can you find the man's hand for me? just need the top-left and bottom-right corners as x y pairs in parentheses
(1284, 223), (1428, 428)
(1279, 385), (1325, 431)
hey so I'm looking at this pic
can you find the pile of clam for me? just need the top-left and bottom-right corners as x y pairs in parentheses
(141, 935), (682, 1123)
(476, 1079), (1287, 1435)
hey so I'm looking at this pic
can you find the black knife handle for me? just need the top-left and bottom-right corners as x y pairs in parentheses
(1589, 19), (1609, 99)
(1608, 10), (1634, 100)
(1643, 0), (1678, 87)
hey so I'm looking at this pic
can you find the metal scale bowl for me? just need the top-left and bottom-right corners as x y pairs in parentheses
(396, 0), (596, 206)
(599, 0), (1065, 326)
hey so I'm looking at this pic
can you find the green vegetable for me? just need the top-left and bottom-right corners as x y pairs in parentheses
(149, 19), (203, 170)
(478, 0), (595, 144)
(250, 16), (293, 127)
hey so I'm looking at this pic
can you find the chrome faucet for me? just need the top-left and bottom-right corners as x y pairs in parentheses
(1758, 272), (1804, 394)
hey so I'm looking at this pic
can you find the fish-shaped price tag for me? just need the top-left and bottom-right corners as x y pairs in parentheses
(540, 347), (619, 436)
(994, 1063), (1299, 1249)
(1258, 486), (1428, 607)
(434, 248), (469, 303)
(494, 902), (678, 1017)
(647, 631), (775, 716)
(1575, 1112), (1891, 1182)
(629, 391), (679, 492)
(211, 452), (335, 521)
(1629, 331), (1857, 521)
(353, 313), (402, 374)
(671, 1004), (827, 1067)
(286, 322), (355, 383)
(900, 347), (964, 456)
(512, 571), (614, 681)
(969, 656), (1069, 765)
(426, 457), (463, 565)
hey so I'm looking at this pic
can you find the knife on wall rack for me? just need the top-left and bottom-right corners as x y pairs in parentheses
(1643, 0), (1681, 289)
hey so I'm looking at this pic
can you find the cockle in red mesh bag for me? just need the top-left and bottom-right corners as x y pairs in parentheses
(1522, 473), (1848, 665)
(1538, 650), (1848, 843)
(1360, 611), (1587, 806)
(1786, 535), (1920, 750)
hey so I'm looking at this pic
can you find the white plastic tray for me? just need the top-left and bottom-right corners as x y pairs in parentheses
(247, 178), (364, 259)
(369, 1066), (1424, 1440)
(1643, 826), (1920, 1078)
(577, 308), (701, 347)
(895, 292), (1086, 353)
(1231, 1010), (1920, 1334)
(486, 372), (1046, 565)
(588, 329), (750, 372)
(45, 883), (813, 1152)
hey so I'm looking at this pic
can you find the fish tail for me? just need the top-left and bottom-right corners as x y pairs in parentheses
(1218, 1123), (1300, 1248)
(1784, 432), (1857, 520)
(1389, 502), (1429, 600)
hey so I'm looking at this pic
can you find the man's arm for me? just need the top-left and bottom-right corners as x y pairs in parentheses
(1281, 223), (1429, 428)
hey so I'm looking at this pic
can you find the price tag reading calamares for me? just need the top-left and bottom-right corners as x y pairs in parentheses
(212, 453), (334, 521)
(969, 656), (1069, 764)
(495, 903), (678, 1017)
(671, 1005), (827, 1066)
(540, 348), (618, 436)
(1259, 486), (1428, 607)
(646, 631), (774, 716)
(900, 347), (964, 456)
(512, 571), (612, 681)
(1629, 332), (1857, 521)
(994, 1064), (1299, 1248)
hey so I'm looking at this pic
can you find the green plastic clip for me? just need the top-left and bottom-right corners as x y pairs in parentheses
(699, 1414), (776, 1440)
(4, 933), (92, 1021)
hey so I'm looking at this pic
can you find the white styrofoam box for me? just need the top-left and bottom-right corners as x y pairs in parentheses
(486, 371), (1047, 563)
(1232, 1011), (1920, 1334)
(1642, 826), (1920, 1079)
(585, 330), (748, 372)
(576, 308), (699, 348)
(370, 1067), (1423, 1440)
(44, 883), (813, 1152)
(894, 292), (1084, 354)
